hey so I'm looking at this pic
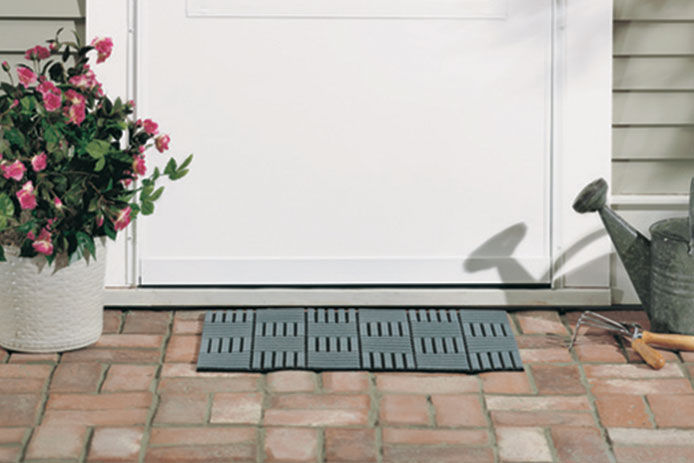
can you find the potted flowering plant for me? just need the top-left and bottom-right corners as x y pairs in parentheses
(0, 31), (192, 352)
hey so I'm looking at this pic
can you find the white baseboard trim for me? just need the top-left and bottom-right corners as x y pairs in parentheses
(104, 287), (611, 307)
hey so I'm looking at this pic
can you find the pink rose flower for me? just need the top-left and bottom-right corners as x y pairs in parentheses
(16, 181), (37, 210)
(143, 119), (159, 135)
(155, 134), (170, 153)
(113, 206), (132, 231)
(69, 67), (100, 91)
(26, 230), (35, 240)
(1, 160), (26, 181)
(63, 102), (86, 126)
(25, 45), (50, 61)
(43, 92), (62, 112)
(91, 37), (114, 64)
(32, 228), (53, 256)
(65, 89), (86, 106)
(37, 80), (59, 98)
(31, 152), (47, 172)
(132, 155), (146, 176)
(17, 67), (37, 87)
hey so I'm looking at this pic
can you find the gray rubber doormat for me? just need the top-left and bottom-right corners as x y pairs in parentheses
(196, 308), (522, 373)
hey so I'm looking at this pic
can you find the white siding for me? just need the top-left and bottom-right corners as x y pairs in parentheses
(611, 0), (694, 303)
(0, 0), (85, 83)
(612, 2), (694, 196)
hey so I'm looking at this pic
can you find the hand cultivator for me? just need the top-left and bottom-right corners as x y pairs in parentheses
(569, 311), (694, 370)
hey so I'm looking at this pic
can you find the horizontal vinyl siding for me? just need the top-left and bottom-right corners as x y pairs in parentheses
(0, 1), (85, 83)
(614, 0), (694, 21)
(612, 1), (694, 303)
(613, 127), (694, 160)
(614, 57), (694, 90)
(612, 2), (694, 196)
(0, 0), (84, 18)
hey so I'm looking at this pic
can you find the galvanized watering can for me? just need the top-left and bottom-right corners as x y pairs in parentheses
(574, 178), (694, 334)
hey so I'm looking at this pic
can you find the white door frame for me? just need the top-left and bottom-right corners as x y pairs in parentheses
(88, 0), (612, 306)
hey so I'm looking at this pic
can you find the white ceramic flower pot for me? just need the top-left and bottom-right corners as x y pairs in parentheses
(0, 239), (106, 353)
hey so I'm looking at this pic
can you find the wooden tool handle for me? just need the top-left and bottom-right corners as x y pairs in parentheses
(641, 331), (694, 351)
(631, 338), (666, 370)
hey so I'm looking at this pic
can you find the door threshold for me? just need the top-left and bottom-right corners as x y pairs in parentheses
(104, 287), (610, 307)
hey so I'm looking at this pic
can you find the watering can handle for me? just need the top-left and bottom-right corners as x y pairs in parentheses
(690, 178), (694, 254)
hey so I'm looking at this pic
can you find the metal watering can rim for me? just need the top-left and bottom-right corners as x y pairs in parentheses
(649, 179), (694, 253)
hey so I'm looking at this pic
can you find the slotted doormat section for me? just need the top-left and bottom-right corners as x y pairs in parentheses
(196, 308), (523, 373)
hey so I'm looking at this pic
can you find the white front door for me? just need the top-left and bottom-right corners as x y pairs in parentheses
(137, 0), (553, 285)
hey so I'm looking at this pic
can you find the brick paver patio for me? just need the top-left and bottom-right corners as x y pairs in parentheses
(2, 308), (694, 462)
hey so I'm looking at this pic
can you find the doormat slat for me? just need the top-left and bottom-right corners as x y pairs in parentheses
(196, 308), (522, 373)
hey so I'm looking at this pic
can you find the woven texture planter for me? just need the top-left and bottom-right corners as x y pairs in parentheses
(0, 239), (106, 353)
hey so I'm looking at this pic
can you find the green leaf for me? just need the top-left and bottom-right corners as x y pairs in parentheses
(76, 231), (96, 258)
(0, 245), (5, 262)
(1, 82), (15, 95)
(0, 193), (14, 230)
(103, 222), (117, 240)
(0, 193), (14, 217)
(48, 62), (65, 82)
(5, 128), (26, 149)
(44, 124), (60, 144)
(179, 154), (194, 170)
(88, 197), (99, 212)
(149, 186), (164, 202)
(141, 184), (154, 200)
(94, 156), (106, 172)
(141, 201), (155, 215)
(164, 158), (177, 176)
(20, 96), (34, 112)
(85, 139), (110, 159)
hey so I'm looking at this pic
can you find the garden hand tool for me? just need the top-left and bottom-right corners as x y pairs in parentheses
(569, 311), (694, 370)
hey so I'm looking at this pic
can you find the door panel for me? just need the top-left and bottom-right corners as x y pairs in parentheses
(137, 0), (552, 285)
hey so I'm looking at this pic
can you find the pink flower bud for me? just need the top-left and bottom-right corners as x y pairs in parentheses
(24, 45), (50, 61)
(31, 152), (47, 172)
(1, 61), (9, 72)
(113, 206), (132, 231)
(91, 37), (114, 64)
(16, 67), (37, 87)
(32, 228), (53, 256)
(132, 155), (146, 176)
(143, 119), (159, 135)
(155, 134), (170, 153)
(16, 181), (37, 210)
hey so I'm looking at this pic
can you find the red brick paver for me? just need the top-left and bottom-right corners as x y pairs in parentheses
(2, 308), (694, 462)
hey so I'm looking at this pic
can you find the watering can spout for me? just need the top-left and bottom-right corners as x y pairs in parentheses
(573, 178), (652, 309)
